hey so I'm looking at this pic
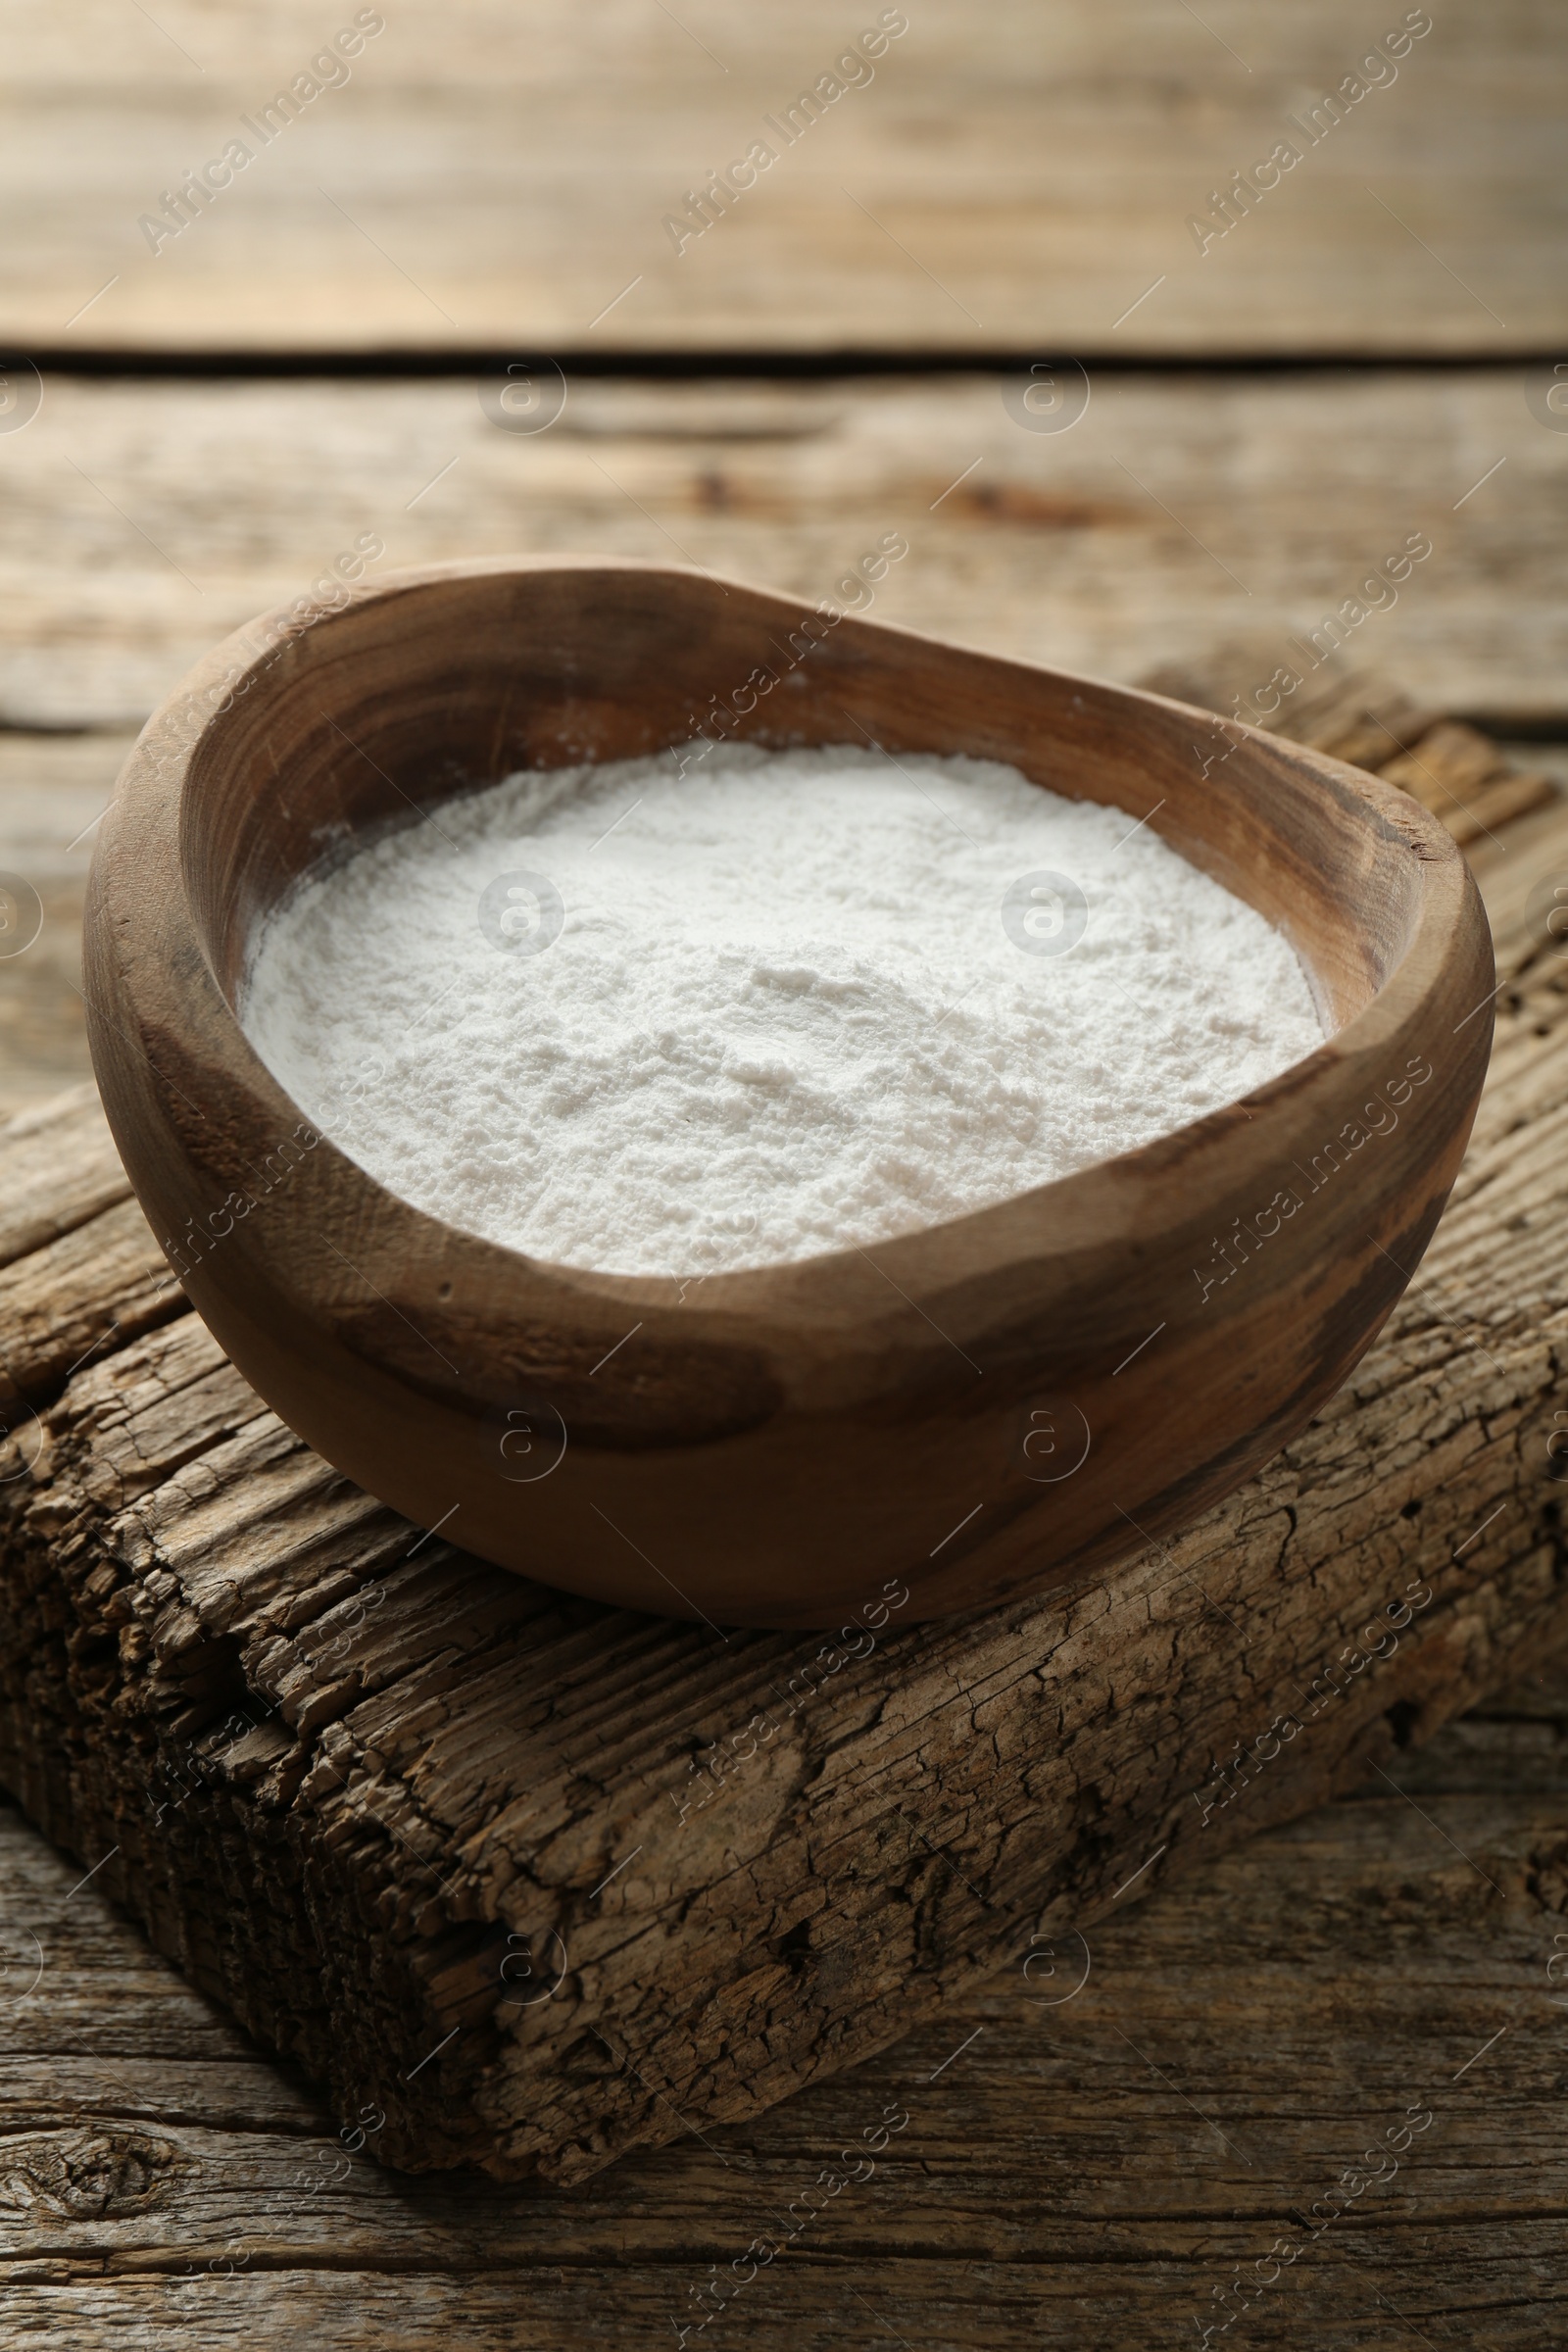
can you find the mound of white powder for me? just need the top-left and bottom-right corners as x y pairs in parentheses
(240, 744), (1323, 1276)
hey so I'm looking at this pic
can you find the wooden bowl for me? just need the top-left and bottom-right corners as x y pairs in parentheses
(84, 558), (1493, 1630)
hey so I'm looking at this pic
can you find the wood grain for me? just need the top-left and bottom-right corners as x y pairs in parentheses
(0, 1657), (1559, 2346)
(4, 372), (1565, 737)
(82, 554), (1494, 1626)
(1, 784), (1564, 2181)
(6, 2), (1562, 353)
(1141, 660), (1562, 846)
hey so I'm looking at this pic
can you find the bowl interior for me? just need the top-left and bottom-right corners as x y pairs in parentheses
(180, 564), (1421, 1049)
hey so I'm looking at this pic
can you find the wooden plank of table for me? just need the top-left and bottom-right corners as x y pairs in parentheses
(6, 1), (1562, 354)
(0, 1649), (1559, 2349)
(2, 779), (1565, 2195)
(0, 737), (115, 1117)
(3, 370), (1566, 735)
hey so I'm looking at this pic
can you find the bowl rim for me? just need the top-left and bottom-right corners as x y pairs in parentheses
(99, 553), (1479, 1322)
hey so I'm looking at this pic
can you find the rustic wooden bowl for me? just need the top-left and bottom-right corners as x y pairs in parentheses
(85, 558), (1493, 1630)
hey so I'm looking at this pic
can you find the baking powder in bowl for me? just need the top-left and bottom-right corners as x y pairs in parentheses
(240, 744), (1323, 1275)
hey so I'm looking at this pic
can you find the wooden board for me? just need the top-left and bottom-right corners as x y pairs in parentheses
(6, 2), (1563, 354)
(3, 370), (1567, 736)
(2, 771), (1566, 2191)
(0, 1638), (1560, 2345)
(1145, 659), (1559, 848)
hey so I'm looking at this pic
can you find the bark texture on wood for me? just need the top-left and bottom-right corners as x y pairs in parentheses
(0, 1662), (1561, 2348)
(0, 791), (1565, 2181)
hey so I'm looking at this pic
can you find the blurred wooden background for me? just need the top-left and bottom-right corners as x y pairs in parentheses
(5, 0), (1564, 353)
(1, 3), (1566, 2343)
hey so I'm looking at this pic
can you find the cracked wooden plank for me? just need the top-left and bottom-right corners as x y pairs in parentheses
(0, 1645), (1561, 2344)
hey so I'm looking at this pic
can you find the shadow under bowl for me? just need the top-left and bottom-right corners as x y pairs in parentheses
(84, 558), (1494, 1629)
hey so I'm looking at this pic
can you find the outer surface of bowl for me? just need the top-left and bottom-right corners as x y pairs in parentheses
(84, 559), (1494, 1628)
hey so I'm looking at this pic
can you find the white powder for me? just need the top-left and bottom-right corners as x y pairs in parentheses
(240, 744), (1323, 1276)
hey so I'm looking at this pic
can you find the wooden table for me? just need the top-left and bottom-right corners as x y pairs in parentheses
(1, 5), (1565, 2341)
(0, 1646), (1561, 2348)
